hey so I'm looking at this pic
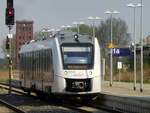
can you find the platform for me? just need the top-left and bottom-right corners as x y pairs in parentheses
(101, 81), (150, 99)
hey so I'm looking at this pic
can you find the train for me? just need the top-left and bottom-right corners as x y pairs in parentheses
(19, 31), (101, 99)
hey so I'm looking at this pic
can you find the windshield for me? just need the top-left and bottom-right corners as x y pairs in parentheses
(61, 44), (94, 69)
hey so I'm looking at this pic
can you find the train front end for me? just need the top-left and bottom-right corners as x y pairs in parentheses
(52, 33), (101, 97)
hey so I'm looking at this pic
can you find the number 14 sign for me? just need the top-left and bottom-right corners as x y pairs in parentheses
(112, 48), (133, 57)
(113, 48), (120, 55)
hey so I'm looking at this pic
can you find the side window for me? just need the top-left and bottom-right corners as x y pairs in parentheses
(45, 50), (48, 72)
(43, 50), (46, 71)
(19, 54), (22, 71)
(41, 51), (43, 72)
(35, 51), (38, 75)
(26, 53), (28, 71)
(29, 52), (31, 71)
(47, 49), (52, 72)
(39, 50), (41, 73)
(24, 53), (26, 72)
(50, 49), (53, 69)
(32, 52), (35, 73)
(37, 51), (39, 73)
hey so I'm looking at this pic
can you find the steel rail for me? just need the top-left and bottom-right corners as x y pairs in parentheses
(61, 104), (94, 113)
(87, 104), (125, 113)
(0, 83), (100, 113)
(0, 99), (26, 113)
(0, 82), (127, 113)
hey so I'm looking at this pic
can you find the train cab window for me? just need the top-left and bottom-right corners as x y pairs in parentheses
(61, 43), (94, 69)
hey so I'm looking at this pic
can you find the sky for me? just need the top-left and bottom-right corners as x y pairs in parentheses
(0, 0), (150, 57)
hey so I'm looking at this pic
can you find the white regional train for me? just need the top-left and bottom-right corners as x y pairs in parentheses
(19, 31), (101, 98)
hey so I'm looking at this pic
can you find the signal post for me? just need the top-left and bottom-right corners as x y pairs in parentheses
(5, 0), (15, 95)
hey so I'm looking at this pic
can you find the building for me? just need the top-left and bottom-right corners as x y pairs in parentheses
(146, 35), (150, 45)
(16, 20), (33, 67)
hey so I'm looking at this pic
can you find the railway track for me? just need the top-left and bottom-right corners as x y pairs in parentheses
(61, 104), (111, 113)
(86, 104), (123, 113)
(0, 99), (25, 113)
(0, 83), (97, 113)
(0, 82), (125, 113)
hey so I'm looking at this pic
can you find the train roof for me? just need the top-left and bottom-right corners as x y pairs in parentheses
(19, 31), (94, 54)
(56, 31), (94, 44)
(19, 38), (53, 54)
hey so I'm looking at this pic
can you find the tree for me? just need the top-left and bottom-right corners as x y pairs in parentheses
(95, 18), (131, 75)
(96, 18), (131, 58)
(71, 24), (92, 35)
(96, 18), (131, 47)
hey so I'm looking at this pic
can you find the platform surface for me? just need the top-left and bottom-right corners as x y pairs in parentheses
(101, 81), (150, 101)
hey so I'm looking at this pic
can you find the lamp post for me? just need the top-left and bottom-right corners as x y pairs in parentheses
(41, 28), (53, 38)
(104, 10), (120, 87)
(127, 3), (140, 91)
(61, 25), (66, 30)
(61, 25), (72, 30)
(139, 0), (144, 92)
(73, 21), (84, 34)
(88, 16), (102, 38)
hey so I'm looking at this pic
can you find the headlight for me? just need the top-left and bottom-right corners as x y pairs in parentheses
(64, 71), (68, 75)
(89, 71), (92, 75)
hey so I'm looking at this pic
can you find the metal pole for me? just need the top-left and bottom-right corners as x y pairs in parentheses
(119, 69), (121, 82)
(140, 0), (143, 93)
(133, 7), (137, 91)
(93, 20), (95, 37)
(77, 24), (80, 34)
(102, 58), (106, 81)
(8, 25), (12, 95)
(7, 0), (13, 8)
(110, 14), (113, 87)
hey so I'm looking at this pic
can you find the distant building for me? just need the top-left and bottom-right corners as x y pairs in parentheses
(146, 35), (150, 45)
(16, 20), (33, 67)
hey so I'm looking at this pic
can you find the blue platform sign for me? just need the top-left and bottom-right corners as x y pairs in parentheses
(112, 48), (133, 57)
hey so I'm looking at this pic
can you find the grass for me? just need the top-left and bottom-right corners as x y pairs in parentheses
(0, 70), (9, 82)
(0, 78), (8, 82)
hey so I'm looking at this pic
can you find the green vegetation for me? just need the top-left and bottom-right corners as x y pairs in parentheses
(0, 78), (8, 82)
(0, 58), (8, 70)
(71, 24), (93, 35)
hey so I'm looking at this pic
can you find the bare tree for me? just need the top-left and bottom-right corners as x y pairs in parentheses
(96, 18), (131, 57)
(1, 39), (7, 57)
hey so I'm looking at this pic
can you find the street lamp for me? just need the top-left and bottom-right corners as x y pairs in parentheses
(127, 3), (142, 91)
(41, 28), (58, 38)
(66, 25), (72, 29)
(41, 28), (53, 38)
(139, 0), (144, 93)
(61, 25), (66, 29)
(104, 10), (120, 87)
(61, 25), (72, 30)
(73, 21), (84, 34)
(88, 16), (103, 37)
(48, 29), (57, 37)
(41, 28), (48, 38)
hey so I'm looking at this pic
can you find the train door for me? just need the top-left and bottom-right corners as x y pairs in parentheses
(43, 49), (54, 93)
